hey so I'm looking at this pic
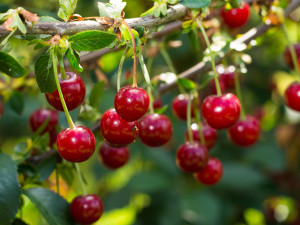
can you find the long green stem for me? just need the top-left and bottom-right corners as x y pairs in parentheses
(148, 86), (154, 114)
(283, 23), (300, 78)
(197, 19), (222, 96)
(74, 163), (87, 195)
(51, 48), (75, 129)
(160, 47), (177, 74)
(193, 92), (205, 145)
(117, 45), (129, 91)
(187, 92), (193, 143)
(234, 70), (246, 119)
(56, 167), (60, 195)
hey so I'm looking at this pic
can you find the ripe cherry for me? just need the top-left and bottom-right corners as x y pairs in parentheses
(46, 72), (86, 111)
(202, 93), (241, 129)
(194, 157), (223, 185)
(285, 82), (300, 111)
(70, 195), (103, 224)
(172, 94), (200, 120)
(176, 142), (209, 173)
(139, 113), (173, 147)
(221, 2), (250, 28)
(100, 108), (139, 147)
(284, 44), (300, 69)
(114, 85), (149, 122)
(210, 78), (226, 95)
(228, 115), (261, 147)
(29, 109), (58, 134)
(153, 98), (163, 110)
(185, 123), (217, 150)
(57, 126), (95, 163)
(217, 65), (237, 89)
(98, 142), (129, 169)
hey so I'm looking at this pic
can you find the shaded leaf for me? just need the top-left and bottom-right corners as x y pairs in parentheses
(180, 0), (211, 8)
(66, 48), (83, 72)
(89, 81), (105, 108)
(0, 51), (27, 78)
(8, 91), (24, 115)
(36, 157), (57, 181)
(177, 78), (196, 90)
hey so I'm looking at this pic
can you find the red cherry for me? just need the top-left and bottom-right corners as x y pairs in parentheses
(70, 194), (103, 224)
(285, 82), (300, 111)
(283, 44), (300, 69)
(202, 93), (241, 129)
(210, 78), (226, 95)
(228, 115), (261, 147)
(57, 126), (95, 163)
(176, 142), (209, 173)
(185, 123), (217, 150)
(0, 100), (4, 118)
(221, 3), (250, 28)
(46, 72), (86, 111)
(194, 157), (223, 185)
(100, 109), (139, 147)
(153, 99), (163, 110)
(172, 94), (200, 120)
(217, 65), (237, 89)
(98, 142), (129, 169)
(29, 109), (58, 134)
(139, 113), (173, 147)
(114, 85), (149, 122)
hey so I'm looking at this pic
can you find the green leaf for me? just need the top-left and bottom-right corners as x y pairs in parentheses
(13, 142), (32, 164)
(66, 48), (83, 72)
(0, 153), (21, 225)
(177, 78), (196, 90)
(98, 0), (127, 19)
(155, 105), (168, 114)
(179, 0), (211, 8)
(11, 13), (26, 34)
(28, 39), (50, 50)
(140, 7), (154, 17)
(12, 218), (30, 225)
(0, 51), (27, 78)
(39, 16), (60, 22)
(57, 164), (74, 186)
(153, 2), (167, 17)
(24, 188), (74, 225)
(36, 157), (57, 181)
(34, 54), (56, 93)
(8, 91), (24, 115)
(89, 81), (105, 108)
(69, 31), (116, 52)
(58, 0), (78, 21)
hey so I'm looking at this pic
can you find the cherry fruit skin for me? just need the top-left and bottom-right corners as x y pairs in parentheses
(57, 126), (95, 163)
(139, 113), (173, 147)
(172, 94), (200, 120)
(202, 93), (241, 130)
(98, 142), (129, 169)
(228, 115), (261, 147)
(70, 195), (103, 224)
(284, 82), (300, 111)
(176, 142), (209, 173)
(210, 78), (226, 95)
(29, 109), (58, 134)
(217, 65), (237, 89)
(46, 72), (86, 111)
(284, 44), (300, 69)
(114, 85), (149, 122)
(100, 109), (139, 147)
(185, 123), (217, 150)
(194, 157), (223, 185)
(221, 3), (250, 28)
(153, 98), (163, 110)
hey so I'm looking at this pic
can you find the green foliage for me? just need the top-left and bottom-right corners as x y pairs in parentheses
(36, 157), (57, 181)
(8, 91), (24, 115)
(89, 81), (105, 108)
(58, 0), (78, 21)
(177, 78), (196, 90)
(98, 0), (127, 19)
(180, 0), (211, 8)
(66, 47), (82, 72)
(0, 51), (27, 78)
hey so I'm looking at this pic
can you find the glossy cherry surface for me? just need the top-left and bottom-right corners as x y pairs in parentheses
(176, 142), (209, 173)
(228, 115), (261, 147)
(194, 157), (223, 185)
(185, 123), (217, 150)
(153, 98), (163, 110)
(172, 94), (200, 120)
(202, 93), (241, 129)
(217, 65), (237, 89)
(57, 126), (95, 162)
(221, 3), (250, 28)
(70, 194), (103, 224)
(46, 72), (86, 111)
(114, 85), (149, 122)
(139, 113), (173, 147)
(29, 109), (58, 134)
(98, 142), (129, 169)
(285, 82), (300, 111)
(284, 44), (300, 68)
(100, 108), (139, 146)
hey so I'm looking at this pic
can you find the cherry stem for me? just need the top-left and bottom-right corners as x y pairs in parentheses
(74, 163), (87, 195)
(282, 23), (300, 79)
(117, 45), (129, 91)
(56, 167), (60, 195)
(51, 47), (75, 129)
(197, 19), (222, 96)
(148, 86), (155, 114)
(193, 91), (205, 145)
(187, 91), (194, 143)
(234, 70), (246, 119)
(57, 53), (67, 80)
(123, 20), (137, 87)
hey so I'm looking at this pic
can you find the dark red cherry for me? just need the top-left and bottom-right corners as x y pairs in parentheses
(153, 98), (163, 110)
(217, 65), (237, 89)
(176, 142), (209, 173)
(172, 94), (200, 120)
(202, 93), (241, 129)
(29, 109), (58, 134)
(228, 115), (261, 147)
(98, 142), (129, 169)
(194, 157), (223, 185)
(210, 78), (226, 95)
(70, 194), (103, 224)
(45, 72), (86, 111)
(221, 2), (250, 28)
(284, 44), (300, 69)
(0, 100), (4, 118)
(100, 109), (139, 147)
(114, 85), (149, 122)
(57, 126), (95, 163)
(185, 123), (217, 150)
(139, 113), (173, 147)
(285, 82), (300, 111)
